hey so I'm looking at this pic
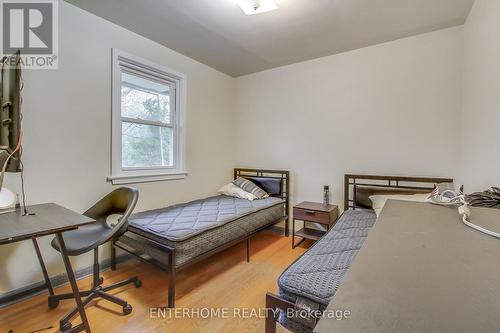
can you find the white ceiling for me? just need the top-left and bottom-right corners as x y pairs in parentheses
(65, 0), (474, 77)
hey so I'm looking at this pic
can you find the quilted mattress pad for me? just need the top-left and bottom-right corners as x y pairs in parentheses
(278, 209), (377, 306)
(128, 195), (284, 242)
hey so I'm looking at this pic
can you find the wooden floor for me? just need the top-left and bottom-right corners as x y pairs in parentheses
(0, 231), (310, 333)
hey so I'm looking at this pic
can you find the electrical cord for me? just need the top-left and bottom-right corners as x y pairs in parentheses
(429, 191), (500, 238)
(20, 158), (33, 216)
(17, 58), (33, 216)
(458, 196), (500, 238)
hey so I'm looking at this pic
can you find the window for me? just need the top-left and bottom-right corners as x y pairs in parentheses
(109, 50), (186, 184)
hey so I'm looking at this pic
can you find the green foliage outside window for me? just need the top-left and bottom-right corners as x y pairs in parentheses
(121, 86), (173, 168)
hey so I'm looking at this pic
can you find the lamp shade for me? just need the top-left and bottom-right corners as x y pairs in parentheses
(0, 187), (15, 209)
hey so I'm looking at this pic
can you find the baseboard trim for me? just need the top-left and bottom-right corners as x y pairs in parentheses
(0, 253), (132, 308)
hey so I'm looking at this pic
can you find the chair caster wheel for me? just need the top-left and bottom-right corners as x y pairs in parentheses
(60, 322), (72, 332)
(134, 279), (142, 288)
(98, 277), (104, 285)
(123, 304), (132, 315)
(48, 298), (59, 309)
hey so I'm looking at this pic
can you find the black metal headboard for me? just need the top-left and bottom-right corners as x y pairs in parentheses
(344, 174), (454, 211)
(234, 168), (290, 214)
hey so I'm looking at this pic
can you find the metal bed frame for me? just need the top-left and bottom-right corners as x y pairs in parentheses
(112, 168), (290, 308)
(265, 173), (453, 333)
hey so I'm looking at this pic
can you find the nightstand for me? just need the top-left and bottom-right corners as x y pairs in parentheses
(292, 201), (339, 248)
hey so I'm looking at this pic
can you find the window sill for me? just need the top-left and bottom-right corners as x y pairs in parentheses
(107, 171), (188, 185)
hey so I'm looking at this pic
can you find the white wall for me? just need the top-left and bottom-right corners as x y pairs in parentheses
(1, 5), (478, 295)
(234, 27), (464, 206)
(460, 0), (500, 191)
(0, 2), (235, 292)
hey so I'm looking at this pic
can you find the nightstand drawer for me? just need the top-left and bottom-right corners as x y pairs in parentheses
(293, 207), (332, 224)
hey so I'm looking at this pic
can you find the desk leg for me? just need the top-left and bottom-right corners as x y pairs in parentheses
(56, 233), (91, 333)
(32, 238), (54, 296)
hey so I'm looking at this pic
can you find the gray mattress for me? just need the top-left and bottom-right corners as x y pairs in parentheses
(119, 195), (284, 267)
(278, 209), (377, 333)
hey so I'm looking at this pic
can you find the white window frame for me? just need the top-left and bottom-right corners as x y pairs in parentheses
(108, 49), (187, 185)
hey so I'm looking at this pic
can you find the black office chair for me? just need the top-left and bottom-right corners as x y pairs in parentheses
(48, 187), (140, 331)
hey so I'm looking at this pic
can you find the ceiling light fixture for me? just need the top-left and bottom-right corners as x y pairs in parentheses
(237, 0), (278, 15)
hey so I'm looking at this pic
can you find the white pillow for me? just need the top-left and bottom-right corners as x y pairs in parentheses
(218, 183), (257, 201)
(369, 193), (430, 217)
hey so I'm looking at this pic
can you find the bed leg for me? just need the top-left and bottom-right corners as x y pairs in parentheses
(110, 240), (116, 271)
(246, 238), (250, 263)
(265, 292), (296, 333)
(284, 217), (290, 237)
(167, 250), (176, 308)
(265, 293), (278, 333)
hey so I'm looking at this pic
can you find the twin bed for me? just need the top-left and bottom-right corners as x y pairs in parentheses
(112, 168), (290, 308)
(266, 174), (453, 333)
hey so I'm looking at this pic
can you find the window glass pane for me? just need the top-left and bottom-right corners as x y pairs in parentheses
(122, 122), (173, 168)
(121, 72), (171, 123)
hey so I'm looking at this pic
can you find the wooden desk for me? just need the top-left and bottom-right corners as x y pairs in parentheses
(314, 200), (500, 333)
(0, 203), (95, 333)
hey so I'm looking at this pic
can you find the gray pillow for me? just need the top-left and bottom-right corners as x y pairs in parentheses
(233, 177), (268, 199)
